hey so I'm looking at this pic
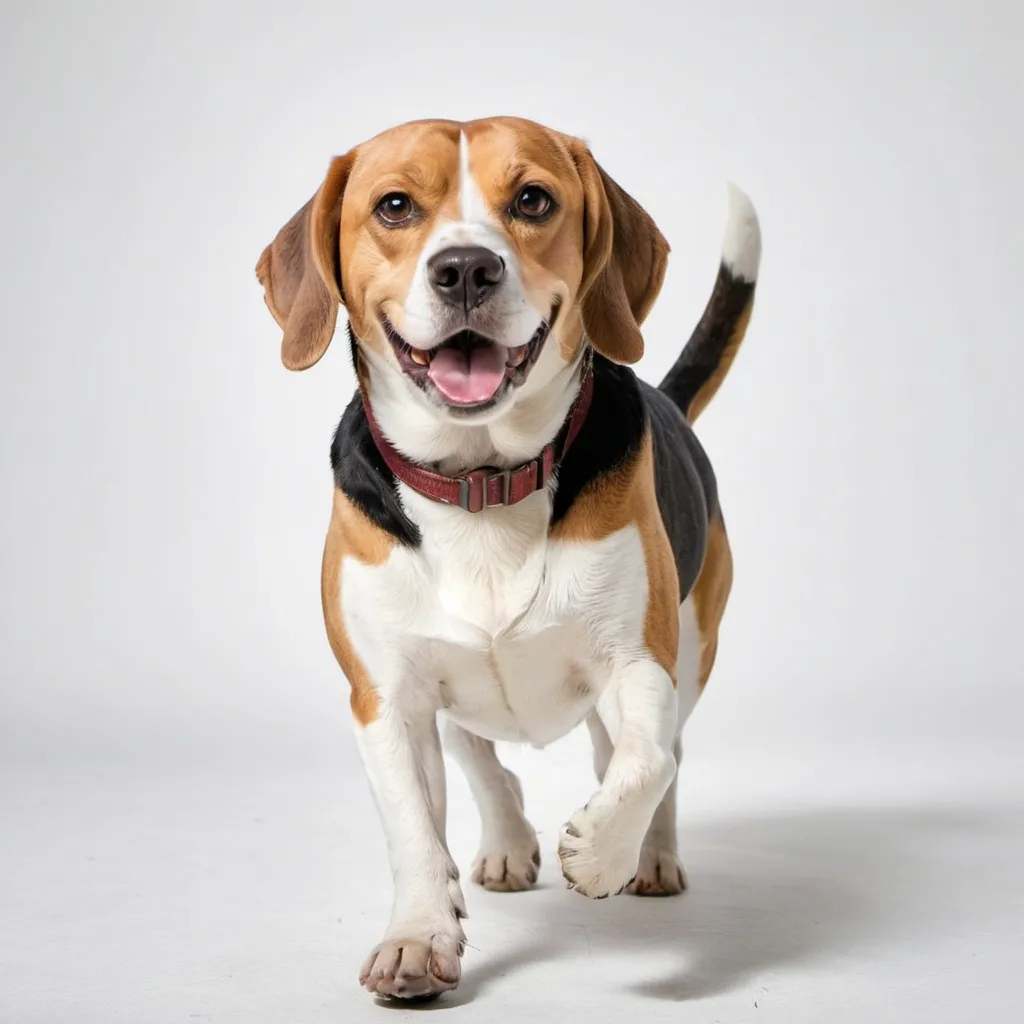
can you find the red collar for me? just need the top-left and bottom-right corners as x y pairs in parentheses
(360, 365), (594, 513)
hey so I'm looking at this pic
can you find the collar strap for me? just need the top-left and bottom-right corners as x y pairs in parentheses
(361, 364), (594, 513)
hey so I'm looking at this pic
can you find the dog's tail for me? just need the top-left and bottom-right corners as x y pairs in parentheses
(658, 184), (761, 423)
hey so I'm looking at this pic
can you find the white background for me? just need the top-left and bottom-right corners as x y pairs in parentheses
(2, 2), (1022, 1021)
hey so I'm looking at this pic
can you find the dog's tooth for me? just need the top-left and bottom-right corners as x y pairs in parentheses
(410, 349), (429, 365)
(507, 345), (528, 367)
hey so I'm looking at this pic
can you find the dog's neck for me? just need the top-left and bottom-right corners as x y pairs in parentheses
(356, 339), (587, 479)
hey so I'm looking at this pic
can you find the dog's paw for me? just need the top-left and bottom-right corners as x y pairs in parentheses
(558, 808), (641, 899)
(472, 837), (540, 892)
(359, 931), (464, 1001)
(626, 845), (687, 896)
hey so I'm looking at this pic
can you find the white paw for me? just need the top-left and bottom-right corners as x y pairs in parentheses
(471, 838), (540, 892)
(626, 845), (688, 896)
(359, 930), (464, 1000)
(558, 807), (642, 899)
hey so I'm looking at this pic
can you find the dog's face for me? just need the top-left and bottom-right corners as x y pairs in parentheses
(257, 117), (669, 421)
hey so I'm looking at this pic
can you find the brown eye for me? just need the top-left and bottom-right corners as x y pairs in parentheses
(514, 185), (554, 220)
(376, 192), (414, 225)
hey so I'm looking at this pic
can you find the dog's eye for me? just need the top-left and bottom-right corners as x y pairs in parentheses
(375, 193), (415, 225)
(513, 185), (554, 221)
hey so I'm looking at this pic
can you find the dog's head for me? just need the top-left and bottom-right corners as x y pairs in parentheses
(256, 117), (668, 421)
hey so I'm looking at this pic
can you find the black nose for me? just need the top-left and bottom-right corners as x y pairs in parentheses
(428, 246), (506, 310)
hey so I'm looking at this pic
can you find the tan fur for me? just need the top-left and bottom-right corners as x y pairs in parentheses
(550, 431), (680, 683)
(321, 489), (396, 725)
(568, 138), (670, 366)
(256, 153), (356, 370)
(690, 515), (734, 688)
(341, 122), (461, 346)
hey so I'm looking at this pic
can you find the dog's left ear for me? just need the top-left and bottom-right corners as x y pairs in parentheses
(569, 141), (670, 365)
(255, 152), (355, 371)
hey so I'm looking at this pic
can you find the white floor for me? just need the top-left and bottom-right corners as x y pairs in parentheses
(3, 733), (1022, 1023)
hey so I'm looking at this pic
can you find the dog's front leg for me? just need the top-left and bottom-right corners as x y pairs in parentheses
(356, 696), (467, 999)
(558, 658), (678, 898)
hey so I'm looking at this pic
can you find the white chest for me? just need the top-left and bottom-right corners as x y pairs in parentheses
(339, 489), (648, 746)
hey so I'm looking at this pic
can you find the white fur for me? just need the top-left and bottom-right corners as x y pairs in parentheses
(675, 595), (703, 727)
(342, 522), (651, 746)
(365, 356), (580, 474)
(722, 182), (761, 283)
(458, 130), (491, 224)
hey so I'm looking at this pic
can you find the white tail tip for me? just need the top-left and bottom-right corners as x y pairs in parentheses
(722, 182), (761, 283)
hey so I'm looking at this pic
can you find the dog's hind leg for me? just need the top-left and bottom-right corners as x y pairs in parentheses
(443, 720), (541, 892)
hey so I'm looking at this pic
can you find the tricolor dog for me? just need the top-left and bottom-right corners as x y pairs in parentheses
(256, 116), (760, 1000)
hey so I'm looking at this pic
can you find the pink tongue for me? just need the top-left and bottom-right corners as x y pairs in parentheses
(427, 344), (508, 404)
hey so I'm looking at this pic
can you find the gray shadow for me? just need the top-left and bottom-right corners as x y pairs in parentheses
(449, 802), (1022, 1004)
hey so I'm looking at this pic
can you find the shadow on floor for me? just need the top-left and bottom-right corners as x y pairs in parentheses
(437, 802), (1021, 1005)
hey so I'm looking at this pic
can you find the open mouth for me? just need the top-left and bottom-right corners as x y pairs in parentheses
(380, 308), (556, 409)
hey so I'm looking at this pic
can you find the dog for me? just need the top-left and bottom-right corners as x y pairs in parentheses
(256, 116), (760, 1000)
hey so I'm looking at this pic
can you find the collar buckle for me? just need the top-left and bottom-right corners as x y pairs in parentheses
(457, 467), (513, 513)
(458, 469), (488, 513)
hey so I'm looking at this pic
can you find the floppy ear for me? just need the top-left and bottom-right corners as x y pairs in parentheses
(570, 142), (670, 364)
(255, 152), (355, 370)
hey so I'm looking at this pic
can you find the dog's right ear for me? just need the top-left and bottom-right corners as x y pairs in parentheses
(567, 140), (669, 365)
(255, 152), (356, 371)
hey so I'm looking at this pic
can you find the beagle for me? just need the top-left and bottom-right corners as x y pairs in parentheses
(256, 116), (760, 1001)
